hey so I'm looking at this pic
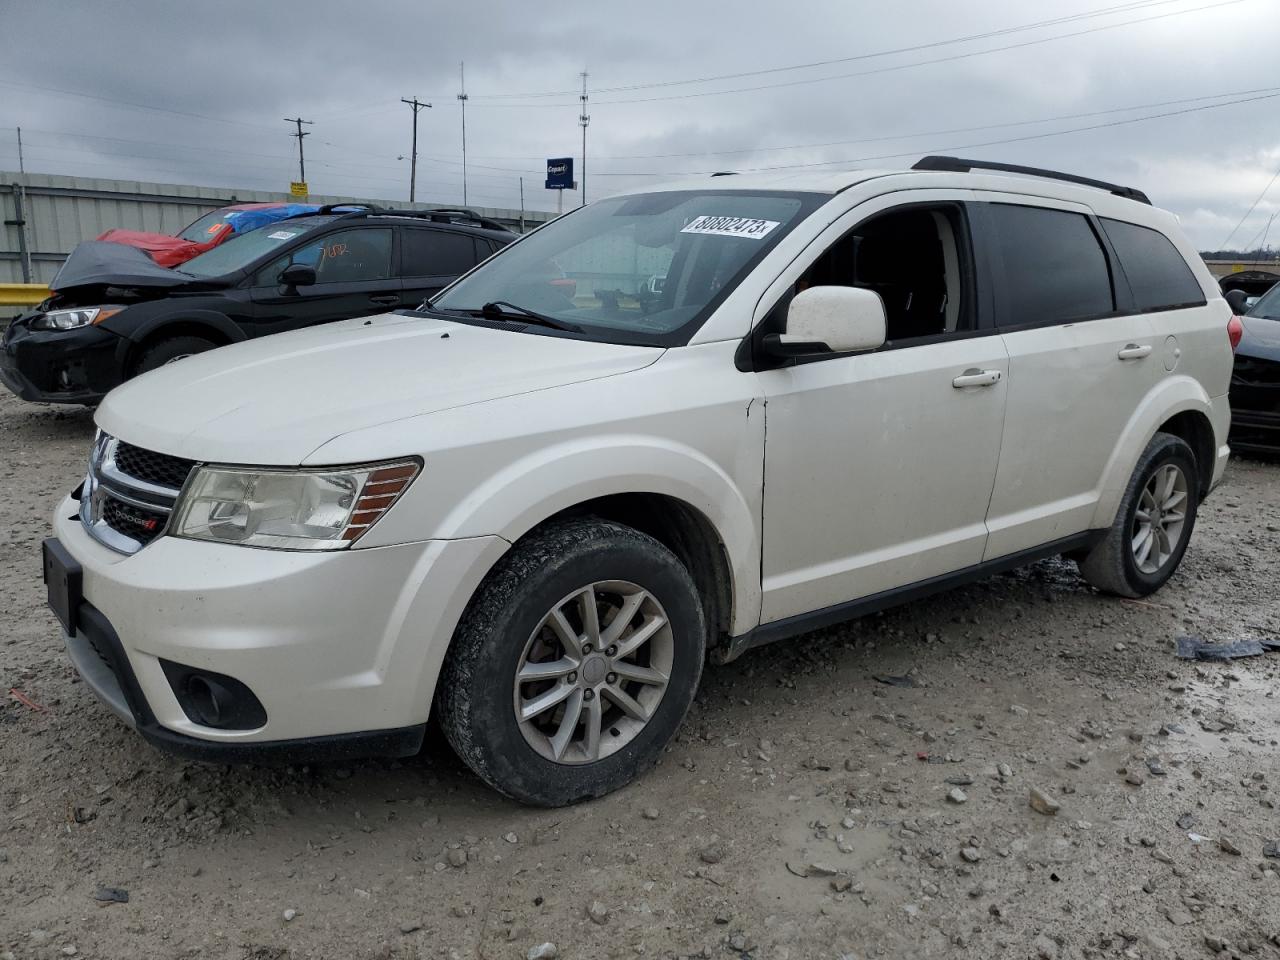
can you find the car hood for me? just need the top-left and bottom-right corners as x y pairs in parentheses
(50, 240), (206, 291)
(1239, 314), (1280, 360)
(96, 312), (663, 464)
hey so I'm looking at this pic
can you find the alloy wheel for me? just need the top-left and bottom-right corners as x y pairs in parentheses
(1131, 463), (1189, 575)
(513, 580), (674, 765)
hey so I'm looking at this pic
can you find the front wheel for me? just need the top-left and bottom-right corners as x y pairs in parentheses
(436, 518), (706, 806)
(1077, 432), (1200, 597)
(134, 335), (218, 376)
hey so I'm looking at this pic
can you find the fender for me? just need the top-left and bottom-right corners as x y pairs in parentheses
(99, 308), (248, 347)
(1090, 374), (1216, 530)
(434, 434), (763, 637)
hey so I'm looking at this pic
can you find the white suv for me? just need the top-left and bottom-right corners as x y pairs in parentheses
(44, 156), (1237, 805)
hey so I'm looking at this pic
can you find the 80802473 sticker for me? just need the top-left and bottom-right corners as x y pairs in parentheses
(680, 215), (781, 239)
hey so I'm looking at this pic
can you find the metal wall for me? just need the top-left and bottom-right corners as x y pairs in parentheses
(0, 171), (554, 285)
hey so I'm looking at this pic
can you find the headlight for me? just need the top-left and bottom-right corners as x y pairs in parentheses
(171, 460), (420, 551)
(31, 305), (124, 331)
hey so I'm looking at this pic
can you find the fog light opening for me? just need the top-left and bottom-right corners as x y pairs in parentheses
(186, 675), (228, 727)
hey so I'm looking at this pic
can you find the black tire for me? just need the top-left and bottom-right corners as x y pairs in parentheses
(1077, 432), (1200, 598)
(133, 336), (218, 376)
(436, 518), (706, 806)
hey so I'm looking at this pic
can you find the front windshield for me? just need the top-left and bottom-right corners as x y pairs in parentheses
(1246, 282), (1280, 320)
(178, 210), (235, 243)
(431, 190), (825, 344)
(180, 217), (333, 278)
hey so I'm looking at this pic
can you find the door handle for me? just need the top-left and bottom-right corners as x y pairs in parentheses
(1117, 343), (1153, 360)
(952, 368), (1003, 388)
(369, 295), (401, 306)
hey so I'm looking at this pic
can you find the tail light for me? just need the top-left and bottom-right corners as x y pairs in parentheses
(1227, 315), (1244, 352)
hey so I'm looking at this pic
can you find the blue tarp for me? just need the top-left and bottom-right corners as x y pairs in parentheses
(223, 204), (320, 234)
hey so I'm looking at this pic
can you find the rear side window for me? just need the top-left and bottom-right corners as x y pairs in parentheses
(1100, 218), (1205, 312)
(403, 230), (478, 276)
(987, 204), (1114, 325)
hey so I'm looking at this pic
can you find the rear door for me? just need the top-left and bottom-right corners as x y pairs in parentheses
(974, 197), (1161, 559)
(400, 227), (487, 305)
(246, 226), (400, 335)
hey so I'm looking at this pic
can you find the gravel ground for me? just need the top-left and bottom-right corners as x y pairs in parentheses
(1, 388), (1278, 960)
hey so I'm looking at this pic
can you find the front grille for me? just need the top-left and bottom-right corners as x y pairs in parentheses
(80, 432), (191, 555)
(102, 497), (168, 547)
(114, 442), (196, 490)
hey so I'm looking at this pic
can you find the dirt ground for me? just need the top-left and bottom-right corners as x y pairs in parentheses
(0, 387), (1277, 960)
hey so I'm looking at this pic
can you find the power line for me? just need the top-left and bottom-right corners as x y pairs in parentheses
(578, 0), (1245, 107)
(578, 88), (1280, 178)
(474, 0), (1191, 99)
(1220, 163), (1280, 249)
(446, 86), (1280, 164)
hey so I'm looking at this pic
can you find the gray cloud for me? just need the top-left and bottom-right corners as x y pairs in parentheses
(1, 0), (1277, 248)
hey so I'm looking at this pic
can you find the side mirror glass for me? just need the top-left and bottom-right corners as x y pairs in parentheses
(279, 263), (317, 292)
(765, 286), (887, 358)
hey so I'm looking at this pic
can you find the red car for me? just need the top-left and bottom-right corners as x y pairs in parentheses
(96, 202), (319, 268)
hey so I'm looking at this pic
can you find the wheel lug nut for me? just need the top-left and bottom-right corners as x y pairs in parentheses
(583, 689), (595, 701)
(582, 643), (593, 654)
(606, 645), (617, 657)
(567, 672), (577, 683)
(606, 672), (617, 684)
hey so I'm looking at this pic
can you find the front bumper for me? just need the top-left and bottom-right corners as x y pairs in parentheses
(51, 493), (509, 761)
(1, 318), (124, 404)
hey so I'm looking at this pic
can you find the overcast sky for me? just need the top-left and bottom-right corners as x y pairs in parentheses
(1, 0), (1278, 249)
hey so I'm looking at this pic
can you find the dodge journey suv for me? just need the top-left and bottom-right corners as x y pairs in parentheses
(43, 156), (1237, 805)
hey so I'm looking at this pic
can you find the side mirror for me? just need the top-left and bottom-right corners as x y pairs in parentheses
(764, 286), (887, 358)
(279, 263), (317, 293)
(1224, 288), (1249, 315)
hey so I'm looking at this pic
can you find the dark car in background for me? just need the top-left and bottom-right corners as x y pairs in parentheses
(1225, 284), (1280, 455)
(1, 207), (513, 405)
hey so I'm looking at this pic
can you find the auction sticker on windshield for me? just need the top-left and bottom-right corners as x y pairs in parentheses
(268, 230), (301, 240)
(680, 216), (781, 239)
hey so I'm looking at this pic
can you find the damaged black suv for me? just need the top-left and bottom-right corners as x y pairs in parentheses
(0, 206), (512, 404)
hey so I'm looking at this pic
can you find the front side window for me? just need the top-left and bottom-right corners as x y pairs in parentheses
(254, 228), (393, 285)
(430, 190), (825, 345)
(987, 204), (1114, 326)
(1100, 218), (1205, 312)
(793, 205), (972, 343)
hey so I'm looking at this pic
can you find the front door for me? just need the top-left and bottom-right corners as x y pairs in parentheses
(248, 226), (402, 336)
(758, 198), (1009, 624)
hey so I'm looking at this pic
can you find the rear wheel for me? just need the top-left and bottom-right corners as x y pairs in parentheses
(134, 335), (218, 376)
(1077, 432), (1199, 597)
(436, 518), (706, 806)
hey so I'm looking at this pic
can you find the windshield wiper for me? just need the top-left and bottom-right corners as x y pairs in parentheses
(475, 300), (583, 333)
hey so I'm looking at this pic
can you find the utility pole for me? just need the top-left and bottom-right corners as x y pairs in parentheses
(519, 176), (525, 233)
(578, 71), (590, 207)
(399, 97), (432, 203)
(457, 62), (469, 207)
(16, 126), (25, 175)
(283, 117), (312, 184)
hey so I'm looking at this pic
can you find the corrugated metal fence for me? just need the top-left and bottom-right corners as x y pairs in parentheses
(1, 171), (553, 285)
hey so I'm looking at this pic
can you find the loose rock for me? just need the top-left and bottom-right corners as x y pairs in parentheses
(1029, 787), (1060, 816)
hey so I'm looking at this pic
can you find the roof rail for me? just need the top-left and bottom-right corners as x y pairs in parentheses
(287, 203), (512, 232)
(911, 155), (1151, 205)
(418, 207), (513, 232)
(710, 171), (737, 177)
